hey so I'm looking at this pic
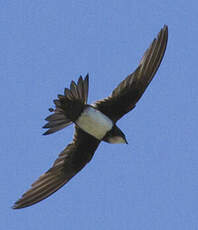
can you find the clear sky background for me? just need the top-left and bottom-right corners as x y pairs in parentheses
(1, 1), (197, 229)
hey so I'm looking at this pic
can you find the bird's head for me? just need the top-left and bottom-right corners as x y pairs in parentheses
(103, 125), (128, 144)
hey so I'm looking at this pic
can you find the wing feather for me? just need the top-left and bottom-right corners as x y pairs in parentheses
(94, 25), (168, 122)
(13, 127), (100, 209)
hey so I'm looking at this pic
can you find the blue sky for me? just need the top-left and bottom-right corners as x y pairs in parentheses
(1, 1), (198, 229)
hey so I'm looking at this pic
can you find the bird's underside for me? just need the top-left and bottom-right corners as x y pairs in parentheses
(13, 25), (168, 209)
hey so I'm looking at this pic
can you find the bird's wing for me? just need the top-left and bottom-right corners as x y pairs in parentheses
(13, 126), (100, 209)
(94, 25), (168, 122)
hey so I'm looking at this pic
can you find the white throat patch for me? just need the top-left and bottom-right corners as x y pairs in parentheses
(108, 136), (126, 144)
(76, 106), (113, 140)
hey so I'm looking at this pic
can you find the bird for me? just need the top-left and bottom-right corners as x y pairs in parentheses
(13, 25), (168, 209)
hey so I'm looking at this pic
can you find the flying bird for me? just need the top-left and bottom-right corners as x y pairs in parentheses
(13, 25), (168, 209)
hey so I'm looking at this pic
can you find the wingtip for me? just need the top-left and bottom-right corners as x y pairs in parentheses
(162, 24), (168, 36)
(11, 202), (21, 210)
(12, 201), (30, 210)
(11, 204), (16, 209)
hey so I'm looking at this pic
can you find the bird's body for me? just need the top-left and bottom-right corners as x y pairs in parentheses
(13, 25), (168, 209)
(76, 105), (113, 140)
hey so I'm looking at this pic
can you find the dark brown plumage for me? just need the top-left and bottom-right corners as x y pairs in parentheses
(13, 25), (168, 209)
(13, 127), (100, 209)
(94, 25), (168, 122)
(43, 75), (89, 135)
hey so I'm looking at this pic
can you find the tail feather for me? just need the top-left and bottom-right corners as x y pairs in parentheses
(43, 74), (89, 135)
(70, 81), (80, 99)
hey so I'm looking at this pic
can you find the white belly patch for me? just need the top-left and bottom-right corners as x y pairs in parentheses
(76, 106), (113, 140)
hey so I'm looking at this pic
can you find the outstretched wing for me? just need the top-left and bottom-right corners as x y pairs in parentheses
(13, 127), (100, 209)
(94, 25), (168, 122)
